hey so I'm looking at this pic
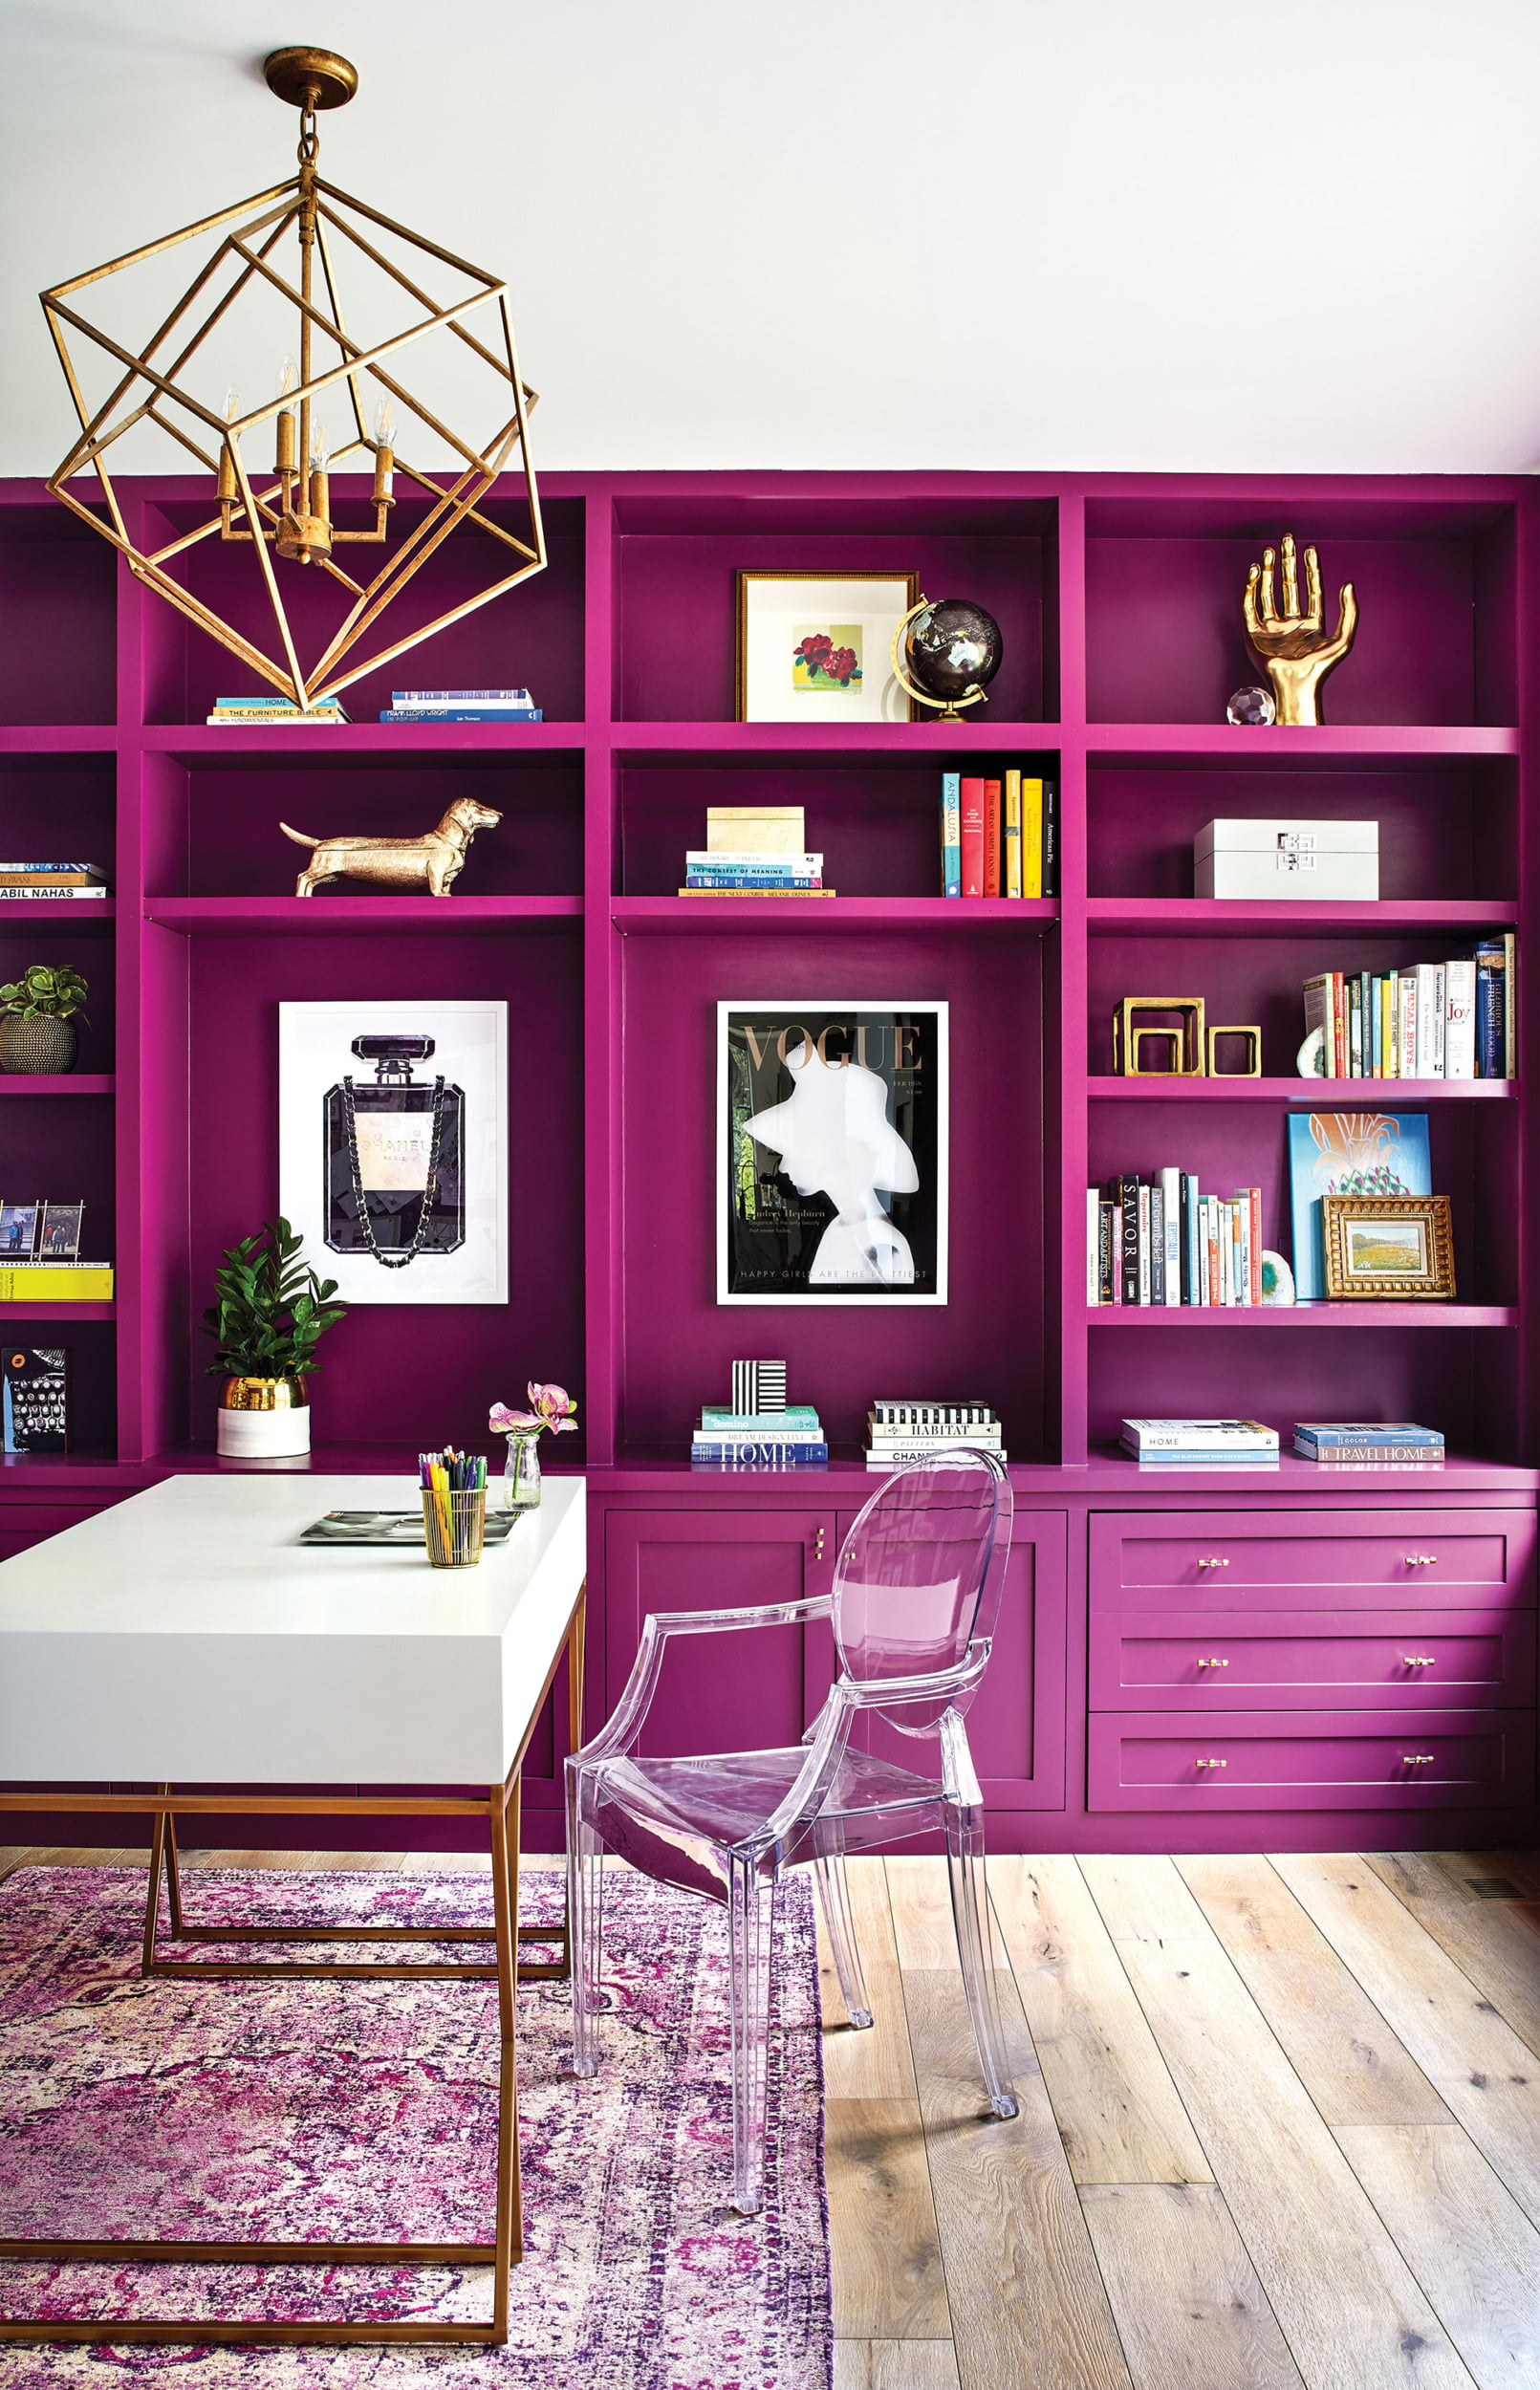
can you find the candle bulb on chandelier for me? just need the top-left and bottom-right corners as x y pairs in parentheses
(307, 422), (330, 541)
(274, 356), (298, 480)
(218, 388), (240, 504)
(372, 397), (395, 506)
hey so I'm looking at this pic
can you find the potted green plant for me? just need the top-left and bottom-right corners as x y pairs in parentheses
(0, 963), (90, 1075)
(201, 1216), (346, 1456)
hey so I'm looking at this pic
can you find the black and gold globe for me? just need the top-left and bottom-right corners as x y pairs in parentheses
(896, 598), (1004, 718)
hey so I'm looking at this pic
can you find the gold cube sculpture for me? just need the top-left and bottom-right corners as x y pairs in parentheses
(1205, 1025), (1263, 1077)
(1114, 997), (1206, 1076)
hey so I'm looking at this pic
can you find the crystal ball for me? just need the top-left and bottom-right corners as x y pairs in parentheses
(902, 598), (1003, 705)
(1226, 684), (1276, 727)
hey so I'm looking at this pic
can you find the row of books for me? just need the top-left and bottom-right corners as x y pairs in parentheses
(866, 1400), (1005, 1468)
(1088, 1176), (1265, 1307)
(205, 689), (545, 727)
(691, 1401), (828, 1464)
(1302, 939), (1515, 1078)
(0, 863), (109, 902)
(941, 771), (1058, 901)
(1122, 1418), (1444, 1467)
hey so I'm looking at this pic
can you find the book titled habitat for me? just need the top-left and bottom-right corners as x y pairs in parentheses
(718, 1000), (947, 1305)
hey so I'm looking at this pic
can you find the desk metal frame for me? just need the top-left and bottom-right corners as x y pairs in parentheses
(0, 1581), (586, 2350)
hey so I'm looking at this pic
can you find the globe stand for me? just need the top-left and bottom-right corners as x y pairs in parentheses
(889, 597), (993, 722)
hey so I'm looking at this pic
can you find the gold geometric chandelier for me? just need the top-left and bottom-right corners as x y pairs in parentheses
(41, 46), (544, 709)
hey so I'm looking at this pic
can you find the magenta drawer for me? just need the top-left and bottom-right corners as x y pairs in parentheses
(1090, 1510), (1536, 1609)
(1088, 1708), (1535, 1812)
(1091, 1607), (1537, 1710)
(0, 1504), (111, 1563)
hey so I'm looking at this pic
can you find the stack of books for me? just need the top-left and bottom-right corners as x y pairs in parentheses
(206, 696), (350, 727)
(691, 1402), (828, 1465)
(1089, 1174), (1265, 1306)
(866, 1401), (1005, 1469)
(1293, 1421), (1444, 1465)
(0, 1260), (113, 1301)
(378, 687), (543, 725)
(1303, 938), (1515, 1077)
(0, 862), (109, 903)
(682, 804), (834, 899)
(1121, 1419), (1279, 1465)
(941, 771), (1058, 900)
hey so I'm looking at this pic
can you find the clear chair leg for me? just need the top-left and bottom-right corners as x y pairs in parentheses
(944, 1800), (1019, 2119)
(727, 1855), (777, 2214)
(813, 1846), (873, 2030)
(566, 1765), (604, 2076)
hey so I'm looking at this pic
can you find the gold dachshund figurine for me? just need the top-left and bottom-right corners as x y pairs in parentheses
(1242, 533), (1357, 726)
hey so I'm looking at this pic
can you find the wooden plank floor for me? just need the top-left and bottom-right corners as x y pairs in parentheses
(2, 1842), (1536, 2388)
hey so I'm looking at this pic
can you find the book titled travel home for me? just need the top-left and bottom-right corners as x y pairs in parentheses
(2, 1345), (70, 1452)
(719, 1002), (946, 1303)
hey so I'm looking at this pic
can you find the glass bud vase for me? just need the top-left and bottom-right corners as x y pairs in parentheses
(502, 1429), (543, 1510)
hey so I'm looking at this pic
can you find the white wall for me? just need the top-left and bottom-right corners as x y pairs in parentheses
(5, 0), (1539, 478)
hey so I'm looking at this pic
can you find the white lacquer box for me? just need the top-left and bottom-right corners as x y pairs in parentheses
(1195, 818), (1378, 900)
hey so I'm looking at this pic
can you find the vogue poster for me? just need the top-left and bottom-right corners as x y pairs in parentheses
(718, 1000), (948, 1305)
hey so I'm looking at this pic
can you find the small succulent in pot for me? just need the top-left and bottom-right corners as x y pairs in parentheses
(201, 1216), (346, 1456)
(0, 963), (90, 1075)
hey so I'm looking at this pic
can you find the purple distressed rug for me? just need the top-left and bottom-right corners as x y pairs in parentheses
(0, 1865), (831, 2387)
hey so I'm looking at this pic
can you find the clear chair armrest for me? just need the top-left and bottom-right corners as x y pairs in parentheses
(568, 1597), (836, 1770)
(840, 1639), (991, 1710)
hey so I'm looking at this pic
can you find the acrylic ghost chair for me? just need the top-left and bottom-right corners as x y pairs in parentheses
(566, 1450), (1018, 2214)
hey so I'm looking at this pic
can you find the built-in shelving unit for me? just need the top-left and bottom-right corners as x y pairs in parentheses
(0, 467), (1531, 1483)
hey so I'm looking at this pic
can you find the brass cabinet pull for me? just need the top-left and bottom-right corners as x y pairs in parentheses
(1196, 1556), (1230, 1570)
(1403, 1553), (1438, 1566)
(1402, 1753), (1436, 1766)
(1401, 1654), (1438, 1667)
(813, 1531), (826, 1556)
(1196, 1657), (1230, 1669)
(1195, 1757), (1228, 1770)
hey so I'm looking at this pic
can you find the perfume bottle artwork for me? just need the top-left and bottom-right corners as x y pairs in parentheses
(323, 1033), (465, 1268)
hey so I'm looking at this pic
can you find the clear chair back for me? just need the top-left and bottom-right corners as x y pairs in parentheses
(832, 1451), (1010, 1733)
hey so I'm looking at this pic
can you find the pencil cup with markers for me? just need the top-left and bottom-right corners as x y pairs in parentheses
(420, 1449), (488, 1568)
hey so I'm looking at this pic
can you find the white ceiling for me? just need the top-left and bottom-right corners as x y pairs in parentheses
(5, 0), (1540, 480)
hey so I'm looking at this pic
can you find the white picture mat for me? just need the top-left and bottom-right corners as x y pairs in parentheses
(278, 1000), (508, 1305)
(740, 576), (912, 723)
(717, 997), (948, 1306)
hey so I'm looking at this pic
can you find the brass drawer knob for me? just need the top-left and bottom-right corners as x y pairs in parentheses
(1195, 1756), (1228, 1770)
(1402, 1753), (1436, 1766)
(1196, 1556), (1230, 1570)
(1196, 1657), (1229, 1669)
(1401, 1654), (1437, 1667)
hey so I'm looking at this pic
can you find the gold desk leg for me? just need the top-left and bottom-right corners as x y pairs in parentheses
(488, 1771), (522, 2342)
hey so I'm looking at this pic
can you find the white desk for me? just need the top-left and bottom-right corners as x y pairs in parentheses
(0, 1473), (586, 1782)
(0, 1472), (589, 2353)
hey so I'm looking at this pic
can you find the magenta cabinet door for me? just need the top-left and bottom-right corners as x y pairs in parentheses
(0, 1500), (119, 1564)
(603, 1510), (836, 1759)
(1088, 1708), (1535, 1813)
(838, 1508), (1068, 1811)
(1091, 1607), (1538, 1710)
(1091, 1510), (1537, 1609)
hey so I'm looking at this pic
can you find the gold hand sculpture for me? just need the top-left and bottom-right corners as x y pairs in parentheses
(1242, 533), (1357, 726)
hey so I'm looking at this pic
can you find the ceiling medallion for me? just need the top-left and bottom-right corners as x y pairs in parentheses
(41, 46), (544, 708)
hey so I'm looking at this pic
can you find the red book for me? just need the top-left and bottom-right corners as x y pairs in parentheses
(959, 777), (986, 899)
(983, 778), (1001, 899)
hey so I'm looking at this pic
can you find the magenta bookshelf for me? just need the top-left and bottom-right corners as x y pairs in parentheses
(0, 468), (1533, 1856)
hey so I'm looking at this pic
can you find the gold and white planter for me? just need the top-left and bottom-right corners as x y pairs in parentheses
(217, 1375), (311, 1457)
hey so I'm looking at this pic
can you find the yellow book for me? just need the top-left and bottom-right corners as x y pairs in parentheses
(0, 1265), (114, 1301)
(1020, 777), (1044, 899)
(1003, 770), (1023, 899)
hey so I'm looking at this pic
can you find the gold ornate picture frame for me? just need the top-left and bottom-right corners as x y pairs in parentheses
(1321, 1194), (1455, 1300)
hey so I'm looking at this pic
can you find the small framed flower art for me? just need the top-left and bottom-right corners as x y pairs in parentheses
(735, 570), (920, 724)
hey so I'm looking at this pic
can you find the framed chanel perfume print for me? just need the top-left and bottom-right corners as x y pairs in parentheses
(718, 999), (948, 1305)
(278, 1000), (508, 1304)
